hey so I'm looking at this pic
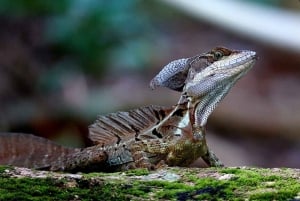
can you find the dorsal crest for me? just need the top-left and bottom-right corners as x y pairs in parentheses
(88, 105), (169, 145)
(88, 102), (193, 146)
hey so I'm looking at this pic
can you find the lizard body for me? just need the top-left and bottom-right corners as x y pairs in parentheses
(0, 103), (207, 172)
(0, 47), (257, 172)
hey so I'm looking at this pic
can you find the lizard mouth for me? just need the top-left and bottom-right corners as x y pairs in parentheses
(230, 50), (257, 67)
(213, 50), (257, 72)
(244, 50), (257, 61)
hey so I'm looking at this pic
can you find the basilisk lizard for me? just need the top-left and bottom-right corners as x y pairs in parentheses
(0, 47), (257, 172)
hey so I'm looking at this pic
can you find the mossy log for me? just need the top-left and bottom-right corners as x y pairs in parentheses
(0, 166), (300, 200)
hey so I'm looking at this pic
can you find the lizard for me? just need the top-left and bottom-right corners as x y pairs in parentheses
(150, 46), (257, 167)
(0, 47), (257, 172)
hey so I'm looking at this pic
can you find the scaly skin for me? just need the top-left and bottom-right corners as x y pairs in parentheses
(0, 47), (257, 172)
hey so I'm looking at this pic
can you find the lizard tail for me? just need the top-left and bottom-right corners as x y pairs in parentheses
(0, 133), (78, 170)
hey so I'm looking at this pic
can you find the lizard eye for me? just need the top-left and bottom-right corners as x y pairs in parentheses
(213, 51), (223, 60)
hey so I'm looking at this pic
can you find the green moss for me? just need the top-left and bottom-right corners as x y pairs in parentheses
(220, 167), (243, 174)
(0, 167), (299, 200)
(216, 167), (300, 201)
(0, 165), (11, 174)
(125, 168), (149, 176)
(143, 180), (190, 199)
(0, 177), (129, 201)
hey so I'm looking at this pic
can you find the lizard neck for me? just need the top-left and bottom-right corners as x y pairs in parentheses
(192, 83), (231, 128)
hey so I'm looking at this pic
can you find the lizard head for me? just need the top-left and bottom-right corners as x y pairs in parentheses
(149, 47), (257, 93)
(184, 47), (257, 97)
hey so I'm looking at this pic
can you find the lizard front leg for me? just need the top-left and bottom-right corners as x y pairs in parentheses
(192, 126), (224, 167)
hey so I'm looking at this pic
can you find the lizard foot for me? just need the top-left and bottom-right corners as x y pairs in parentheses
(202, 150), (224, 167)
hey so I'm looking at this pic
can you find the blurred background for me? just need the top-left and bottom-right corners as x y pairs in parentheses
(0, 0), (299, 168)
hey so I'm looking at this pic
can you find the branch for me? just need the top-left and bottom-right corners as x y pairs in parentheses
(1, 166), (299, 200)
